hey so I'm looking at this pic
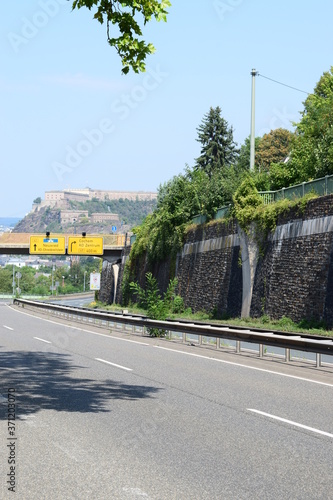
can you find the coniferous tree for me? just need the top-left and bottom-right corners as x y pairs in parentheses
(195, 106), (239, 178)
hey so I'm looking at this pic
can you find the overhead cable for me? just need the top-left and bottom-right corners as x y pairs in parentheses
(258, 73), (310, 95)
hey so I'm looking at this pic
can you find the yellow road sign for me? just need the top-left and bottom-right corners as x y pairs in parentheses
(30, 236), (66, 254)
(68, 236), (104, 255)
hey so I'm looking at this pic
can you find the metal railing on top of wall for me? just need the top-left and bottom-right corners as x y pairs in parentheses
(192, 174), (333, 223)
(260, 174), (333, 205)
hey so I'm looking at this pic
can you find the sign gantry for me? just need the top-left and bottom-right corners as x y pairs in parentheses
(29, 236), (66, 255)
(67, 236), (104, 255)
(29, 233), (104, 256)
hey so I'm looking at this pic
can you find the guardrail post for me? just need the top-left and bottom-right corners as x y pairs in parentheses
(285, 348), (291, 363)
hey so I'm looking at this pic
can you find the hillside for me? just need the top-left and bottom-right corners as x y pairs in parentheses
(67, 197), (156, 225)
(13, 198), (156, 234)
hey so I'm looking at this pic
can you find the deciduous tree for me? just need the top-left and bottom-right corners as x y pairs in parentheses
(71, 0), (171, 74)
(288, 67), (333, 181)
(255, 128), (293, 173)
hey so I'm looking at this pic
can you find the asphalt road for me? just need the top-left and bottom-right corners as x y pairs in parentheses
(0, 302), (332, 499)
(48, 294), (95, 308)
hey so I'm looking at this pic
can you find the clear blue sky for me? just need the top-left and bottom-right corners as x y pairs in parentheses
(1, 1), (332, 217)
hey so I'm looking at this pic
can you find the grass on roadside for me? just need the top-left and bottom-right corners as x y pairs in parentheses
(87, 301), (333, 338)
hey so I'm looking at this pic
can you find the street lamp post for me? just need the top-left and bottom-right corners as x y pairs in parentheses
(12, 265), (15, 296)
(84, 271), (87, 292)
(51, 265), (55, 296)
(16, 272), (21, 295)
(250, 68), (258, 171)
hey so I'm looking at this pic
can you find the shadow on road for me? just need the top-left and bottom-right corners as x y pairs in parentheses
(0, 349), (161, 418)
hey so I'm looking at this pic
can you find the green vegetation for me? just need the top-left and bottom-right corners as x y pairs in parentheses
(87, 300), (333, 337)
(72, 0), (171, 74)
(16, 198), (157, 234)
(131, 106), (244, 262)
(194, 106), (239, 179)
(232, 177), (318, 234)
(0, 257), (99, 297)
(45, 220), (63, 233)
(128, 68), (333, 267)
(221, 316), (332, 338)
(68, 197), (156, 228)
(129, 272), (179, 336)
(90, 67), (333, 333)
(283, 67), (333, 185)
(255, 128), (293, 173)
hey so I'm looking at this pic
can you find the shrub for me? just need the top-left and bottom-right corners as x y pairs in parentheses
(172, 295), (185, 314)
(130, 273), (178, 337)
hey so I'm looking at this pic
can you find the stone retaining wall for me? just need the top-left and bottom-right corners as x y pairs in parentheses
(107, 194), (333, 327)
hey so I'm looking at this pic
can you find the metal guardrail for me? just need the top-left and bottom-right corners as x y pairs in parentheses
(260, 174), (333, 205)
(214, 206), (231, 220)
(13, 299), (333, 368)
(195, 175), (333, 222)
(192, 214), (207, 225)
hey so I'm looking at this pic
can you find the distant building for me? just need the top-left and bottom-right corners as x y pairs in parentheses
(25, 259), (41, 270)
(31, 188), (157, 214)
(7, 258), (27, 268)
(90, 213), (120, 223)
(45, 191), (65, 202)
(60, 210), (89, 224)
(43, 188), (157, 205)
(88, 189), (157, 201)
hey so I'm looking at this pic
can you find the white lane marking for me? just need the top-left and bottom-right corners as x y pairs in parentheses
(248, 409), (333, 439)
(7, 305), (333, 388)
(83, 330), (149, 346)
(52, 441), (86, 462)
(20, 415), (37, 427)
(33, 337), (52, 344)
(7, 305), (149, 345)
(95, 358), (133, 372)
(154, 346), (333, 388)
(3, 325), (14, 330)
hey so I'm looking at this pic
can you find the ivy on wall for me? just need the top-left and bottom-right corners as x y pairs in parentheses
(232, 177), (318, 235)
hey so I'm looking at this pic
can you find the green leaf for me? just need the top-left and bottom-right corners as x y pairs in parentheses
(71, 0), (171, 74)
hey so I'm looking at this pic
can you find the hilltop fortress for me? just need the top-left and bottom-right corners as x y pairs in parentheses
(28, 188), (158, 228)
(33, 188), (157, 211)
